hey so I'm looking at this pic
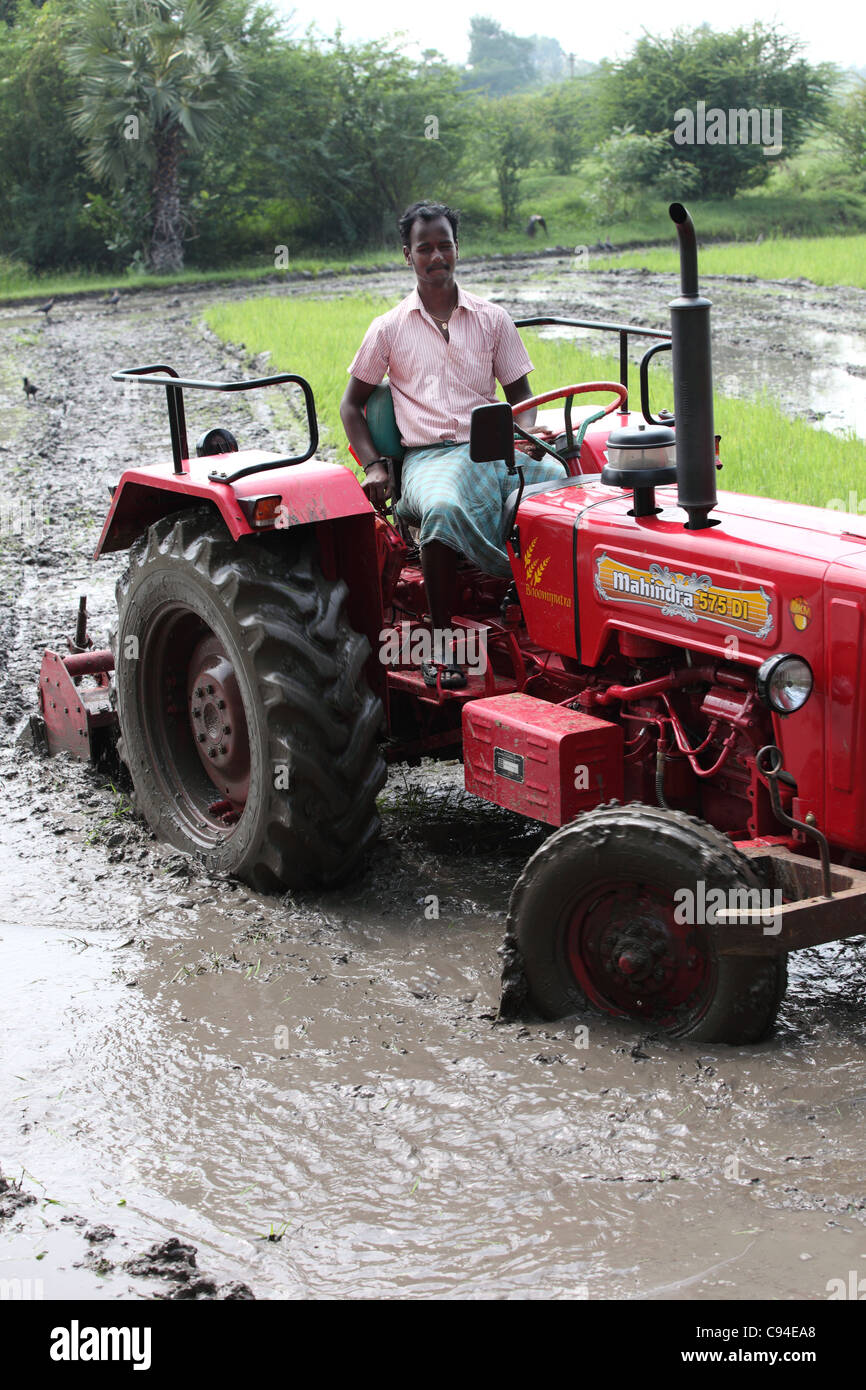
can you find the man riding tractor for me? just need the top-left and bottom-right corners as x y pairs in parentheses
(339, 200), (563, 689)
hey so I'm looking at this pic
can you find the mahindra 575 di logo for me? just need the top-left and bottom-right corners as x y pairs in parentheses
(594, 554), (774, 640)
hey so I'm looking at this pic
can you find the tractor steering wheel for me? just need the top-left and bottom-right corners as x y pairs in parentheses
(511, 381), (628, 468)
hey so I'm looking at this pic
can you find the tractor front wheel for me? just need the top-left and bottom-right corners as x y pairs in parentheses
(113, 508), (385, 891)
(505, 804), (787, 1043)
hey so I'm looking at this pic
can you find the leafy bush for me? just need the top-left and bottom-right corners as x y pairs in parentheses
(591, 129), (700, 222)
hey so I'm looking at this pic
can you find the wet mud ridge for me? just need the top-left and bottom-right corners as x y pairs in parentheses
(0, 270), (865, 1300)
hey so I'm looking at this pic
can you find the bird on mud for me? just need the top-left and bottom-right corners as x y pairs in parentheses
(23, 377), (38, 403)
(34, 296), (55, 319)
(603, 235), (614, 253)
(104, 289), (122, 310)
(526, 213), (547, 238)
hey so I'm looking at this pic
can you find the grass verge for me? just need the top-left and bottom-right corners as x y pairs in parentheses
(589, 233), (866, 290)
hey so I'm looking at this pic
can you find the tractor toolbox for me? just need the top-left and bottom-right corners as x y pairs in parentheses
(462, 692), (623, 824)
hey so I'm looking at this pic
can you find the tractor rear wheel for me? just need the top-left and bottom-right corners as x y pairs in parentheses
(113, 507), (385, 890)
(505, 803), (787, 1043)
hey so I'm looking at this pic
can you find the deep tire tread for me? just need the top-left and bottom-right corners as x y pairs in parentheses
(504, 801), (788, 1044)
(113, 508), (385, 891)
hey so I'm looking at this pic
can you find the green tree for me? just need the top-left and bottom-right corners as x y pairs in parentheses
(827, 80), (866, 177)
(537, 76), (599, 174)
(294, 37), (471, 249)
(601, 23), (834, 197)
(0, 0), (103, 269)
(528, 35), (566, 83)
(190, 34), (472, 259)
(477, 94), (539, 228)
(592, 127), (700, 222)
(463, 16), (536, 96)
(68, 0), (253, 271)
(180, 8), (321, 263)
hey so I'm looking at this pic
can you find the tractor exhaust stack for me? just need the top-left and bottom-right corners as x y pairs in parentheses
(669, 203), (718, 530)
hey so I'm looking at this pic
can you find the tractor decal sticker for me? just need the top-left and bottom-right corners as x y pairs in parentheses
(789, 596), (812, 631)
(522, 537), (572, 608)
(594, 554), (774, 639)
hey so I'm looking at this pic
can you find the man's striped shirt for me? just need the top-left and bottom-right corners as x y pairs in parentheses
(347, 284), (533, 447)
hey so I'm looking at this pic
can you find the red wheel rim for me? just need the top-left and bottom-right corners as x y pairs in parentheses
(137, 601), (252, 845)
(565, 879), (716, 1030)
(186, 633), (251, 805)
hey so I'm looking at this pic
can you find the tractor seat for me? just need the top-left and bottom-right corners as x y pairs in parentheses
(364, 383), (406, 507)
(501, 474), (596, 539)
(365, 383), (404, 463)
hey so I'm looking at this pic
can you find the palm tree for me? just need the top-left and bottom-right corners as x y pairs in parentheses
(69, 0), (251, 272)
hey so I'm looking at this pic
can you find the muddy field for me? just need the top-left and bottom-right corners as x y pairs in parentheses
(1, 255), (865, 1302)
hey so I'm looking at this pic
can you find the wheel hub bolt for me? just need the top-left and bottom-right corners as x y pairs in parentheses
(192, 707), (201, 718)
(195, 686), (204, 698)
(208, 747), (218, 758)
(223, 724), (231, 735)
(206, 684), (214, 694)
(197, 733), (206, 743)
(217, 699), (226, 710)
(218, 744), (227, 755)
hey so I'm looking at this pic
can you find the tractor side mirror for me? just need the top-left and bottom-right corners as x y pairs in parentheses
(470, 402), (516, 474)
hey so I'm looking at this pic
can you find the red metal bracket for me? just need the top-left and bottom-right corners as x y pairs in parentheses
(37, 648), (116, 758)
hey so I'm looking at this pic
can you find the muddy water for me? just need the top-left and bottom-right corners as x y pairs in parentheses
(1, 264), (865, 1300)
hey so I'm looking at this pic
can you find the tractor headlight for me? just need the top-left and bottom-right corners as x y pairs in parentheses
(756, 654), (813, 714)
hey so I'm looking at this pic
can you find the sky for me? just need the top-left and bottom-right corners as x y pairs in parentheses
(269, 0), (864, 70)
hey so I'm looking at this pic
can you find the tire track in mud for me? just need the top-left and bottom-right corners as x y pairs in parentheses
(0, 268), (865, 1300)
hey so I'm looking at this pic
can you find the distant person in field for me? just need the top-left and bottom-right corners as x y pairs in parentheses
(340, 199), (561, 688)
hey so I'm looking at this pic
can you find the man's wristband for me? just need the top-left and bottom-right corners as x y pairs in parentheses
(363, 456), (390, 474)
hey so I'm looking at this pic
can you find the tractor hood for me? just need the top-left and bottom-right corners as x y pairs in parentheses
(509, 478), (866, 668)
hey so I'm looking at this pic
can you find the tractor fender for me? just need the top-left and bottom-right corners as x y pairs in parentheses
(94, 452), (372, 557)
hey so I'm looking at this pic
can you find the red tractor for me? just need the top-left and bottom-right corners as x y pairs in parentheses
(33, 204), (866, 1043)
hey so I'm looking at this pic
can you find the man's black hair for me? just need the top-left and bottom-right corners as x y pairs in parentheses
(398, 201), (459, 246)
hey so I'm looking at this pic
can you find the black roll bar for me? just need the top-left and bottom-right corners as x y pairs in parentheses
(639, 340), (674, 425)
(514, 316), (671, 408)
(111, 365), (319, 483)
